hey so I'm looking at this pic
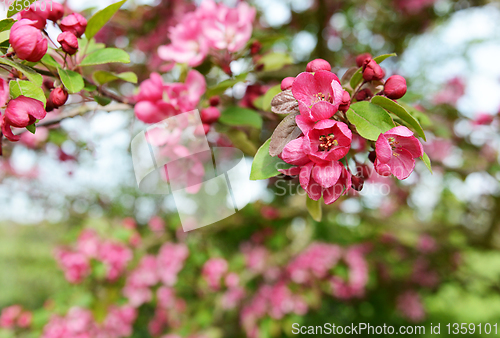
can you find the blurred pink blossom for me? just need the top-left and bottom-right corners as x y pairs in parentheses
(202, 258), (228, 290)
(157, 243), (189, 286)
(396, 291), (426, 322)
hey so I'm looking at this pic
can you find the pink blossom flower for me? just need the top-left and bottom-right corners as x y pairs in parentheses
(123, 255), (158, 306)
(158, 12), (208, 67)
(148, 215), (165, 232)
(17, 311), (32, 328)
(156, 243), (189, 286)
(291, 70), (343, 121)
(202, 258), (228, 290)
(19, 126), (49, 148)
(98, 241), (133, 281)
(433, 77), (465, 106)
(2, 96), (46, 142)
(76, 229), (101, 258)
(302, 119), (352, 163)
(0, 305), (22, 329)
(374, 126), (423, 180)
(287, 243), (342, 283)
(102, 305), (137, 337)
(0, 78), (9, 108)
(200, 0), (256, 53)
(9, 19), (48, 62)
(221, 287), (246, 310)
(54, 248), (90, 284)
(396, 291), (425, 322)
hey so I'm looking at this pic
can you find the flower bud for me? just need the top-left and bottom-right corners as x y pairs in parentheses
(280, 77), (295, 91)
(19, 5), (48, 29)
(355, 53), (372, 67)
(250, 41), (262, 55)
(306, 59), (331, 72)
(59, 13), (87, 38)
(47, 2), (65, 22)
(209, 96), (220, 106)
(57, 31), (78, 55)
(2, 96), (46, 141)
(9, 19), (48, 62)
(368, 151), (376, 163)
(200, 107), (221, 124)
(351, 175), (365, 191)
(362, 59), (385, 82)
(384, 75), (407, 100)
(202, 123), (211, 134)
(338, 90), (351, 112)
(49, 87), (68, 107)
(355, 88), (372, 101)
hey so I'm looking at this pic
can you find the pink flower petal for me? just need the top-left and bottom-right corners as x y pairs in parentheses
(312, 161), (342, 188)
(296, 114), (315, 134)
(278, 166), (301, 176)
(388, 148), (416, 180)
(299, 162), (314, 191)
(375, 134), (392, 163)
(310, 101), (336, 121)
(280, 137), (309, 165)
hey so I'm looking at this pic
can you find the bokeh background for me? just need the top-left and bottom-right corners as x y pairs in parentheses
(1, 0), (500, 337)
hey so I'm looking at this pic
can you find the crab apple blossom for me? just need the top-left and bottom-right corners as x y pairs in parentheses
(57, 32), (79, 55)
(306, 59), (332, 72)
(59, 13), (87, 38)
(200, 107), (221, 124)
(202, 258), (229, 290)
(49, 87), (69, 107)
(355, 53), (372, 67)
(280, 77), (295, 91)
(1, 96), (46, 142)
(54, 248), (91, 283)
(302, 119), (352, 163)
(9, 19), (48, 62)
(292, 70), (344, 121)
(384, 75), (407, 99)
(46, 2), (65, 22)
(362, 59), (385, 81)
(374, 126), (424, 180)
(19, 5), (48, 29)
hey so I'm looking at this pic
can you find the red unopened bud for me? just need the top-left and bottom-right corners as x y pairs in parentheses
(209, 96), (220, 107)
(306, 59), (331, 72)
(43, 78), (54, 90)
(355, 88), (373, 101)
(19, 5), (48, 30)
(200, 107), (221, 124)
(362, 59), (385, 82)
(280, 77), (295, 91)
(368, 151), (376, 163)
(47, 2), (65, 22)
(338, 90), (351, 112)
(59, 13), (87, 38)
(57, 31), (78, 55)
(351, 175), (365, 191)
(9, 19), (48, 62)
(355, 53), (372, 67)
(49, 87), (68, 107)
(250, 41), (262, 55)
(2, 96), (46, 141)
(222, 64), (232, 76)
(384, 75), (407, 100)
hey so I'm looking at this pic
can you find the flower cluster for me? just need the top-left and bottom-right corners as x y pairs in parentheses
(54, 229), (133, 283)
(272, 56), (424, 204)
(133, 71), (206, 124)
(0, 305), (32, 330)
(158, 0), (256, 68)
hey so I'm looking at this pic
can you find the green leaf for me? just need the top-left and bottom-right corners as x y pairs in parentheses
(0, 58), (43, 86)
(0, 19), (14, 32)
(78, 38), (106, 55)
(84, 81), (97, 92)
(261, 84), (281, 112)
(26, 123), (36, 134)
(219, 106), (263, 129)
(306, 196), (322, 222)
(7, 0), (36, 17)
(257, 52), (293, 72)
(347, 102), (396, 141)
(349, 53), (397, 90)
(85, 0), (126, 40)
(80, 48), (130, 67)
(421, 152), (432, 174)
(9, 80), (46, 107)
(400, 102), (432, 128)
(205, 73), (247, 97)
(40, 54), (60, 69)
(250, 138), (292, 180)
(93, 95), (111, 106)
(226, 129), (257, 156)
(58, 68), (84, 94)
(371, 95), (426, 141)
(93, 70), (137, 85)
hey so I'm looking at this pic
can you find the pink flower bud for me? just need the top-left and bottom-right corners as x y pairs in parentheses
(47, 2), (65, 22)
(200, 107), (221, 124)
(338, 90), (351, 112)
(280, 77), (295, 90)
(209, 96), (220, 106)
(306, 59), (331, 72)
(355, 88), (373, 101)
(19, 5), (48, 29)
(57, 31), (78, 55)
(384, 75), (407, 99)
(362, 59), (385, 82)
(9, 19), (48, 62)
(355, 53), (372, 67)
(49, 87), (68, 107)
(59, 13), (87, 38)
(4, 96), (46, 128)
